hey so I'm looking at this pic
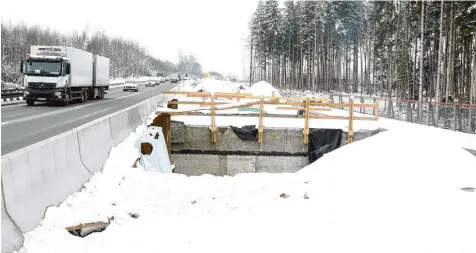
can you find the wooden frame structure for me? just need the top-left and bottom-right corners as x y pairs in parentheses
(158, 91), (379, 145)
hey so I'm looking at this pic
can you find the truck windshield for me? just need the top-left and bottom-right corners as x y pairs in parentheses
(25, 61), (62, 76)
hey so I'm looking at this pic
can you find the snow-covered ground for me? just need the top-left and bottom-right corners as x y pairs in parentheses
(16, 79), (476, 253)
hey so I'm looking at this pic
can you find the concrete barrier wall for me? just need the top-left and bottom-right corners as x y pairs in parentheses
(1, 160), (23, 253)
(2, 131), (91, 233)
(110, 111), (133, 144)
(77, 119), (115, 174)
(1, 95), (166, 253)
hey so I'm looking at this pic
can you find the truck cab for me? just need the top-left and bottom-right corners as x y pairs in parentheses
(22, 55), (71, 105)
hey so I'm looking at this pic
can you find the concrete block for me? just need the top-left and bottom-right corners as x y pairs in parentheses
(77, 118), (115, 174)
(109, 111), (133, 144)
(2, 131), (91, 233)
(128, 105), (142, 131)
(186, 126), (214, 150)
(285, 128), (307, 153)
(171, 121), (185, 144)
(226, 156), (256, 176)
(170, 154), (220, 176)
(255, 156), (308, 173)
(1, 159), (24, 253)
(218, 155), (227, 176)
(139, 101), (151, 124)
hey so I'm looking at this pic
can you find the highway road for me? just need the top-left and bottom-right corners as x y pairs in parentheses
(1, 82), (176, 155)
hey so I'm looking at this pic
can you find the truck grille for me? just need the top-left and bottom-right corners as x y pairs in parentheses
(28, 82), (56, 89)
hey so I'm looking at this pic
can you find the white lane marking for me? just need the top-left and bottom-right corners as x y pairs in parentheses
(1, 86), (158, 126)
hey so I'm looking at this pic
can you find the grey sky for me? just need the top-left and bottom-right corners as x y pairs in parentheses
(1, 0), (260, 77)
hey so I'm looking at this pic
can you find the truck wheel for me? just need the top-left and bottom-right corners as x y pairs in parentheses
(63, 93), (70, 106)
(99, 87), (105, 99)
(26, 99), (35, 106)
(84, 89), (88, 102)
(80, 90), (86, 103)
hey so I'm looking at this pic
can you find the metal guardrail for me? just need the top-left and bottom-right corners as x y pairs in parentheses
(279, 90), (476, 134)
(1, 88), (24, 102)
(327, 93), (476, 134)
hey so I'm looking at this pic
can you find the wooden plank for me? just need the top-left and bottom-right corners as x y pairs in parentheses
(304, 98), (310, 144)
(309, 115), (349, 120)
(353, 103), (378, 108)
(258, 96), (264, 143)
(353, 116), (378, 121)
(348, 98), (354, 143)
(187, 93), (252, 98)
(210, 95), (217, 143)
(276, 107), (332, 111)
(167, 101), (228, 105)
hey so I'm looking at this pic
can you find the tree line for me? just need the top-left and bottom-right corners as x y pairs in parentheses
(249, 0), (476, 106)
(1, 22), (178, 84)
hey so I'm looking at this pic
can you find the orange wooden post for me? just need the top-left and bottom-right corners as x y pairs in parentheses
(348, 97), (354, 143)
(258, 95), (264, 143)
(375, 100), (379, 120)
(210, 93), (217, 143)
(304, 97), (310, 144)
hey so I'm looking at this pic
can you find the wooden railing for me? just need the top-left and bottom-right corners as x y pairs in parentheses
(156, 91), (379, 146)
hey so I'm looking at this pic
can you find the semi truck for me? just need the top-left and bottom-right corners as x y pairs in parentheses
(170, 72), (180, 83)
(21, 46), (110, 106)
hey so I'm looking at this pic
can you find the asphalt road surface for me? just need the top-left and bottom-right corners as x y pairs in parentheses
(1, 82), (176, 155)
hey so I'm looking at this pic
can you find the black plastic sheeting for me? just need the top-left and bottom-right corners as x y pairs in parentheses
(308, 128), (343, 164)
(231, 125), (258, 141)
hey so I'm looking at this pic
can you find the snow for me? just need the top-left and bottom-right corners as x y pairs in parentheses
(16, 114), (476, 253)
(16, 79), (476, 253)
(249, 81), (281, 97)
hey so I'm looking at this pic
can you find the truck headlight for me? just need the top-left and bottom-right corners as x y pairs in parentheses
(23, 91), (29, 96)
(55, 92), (62, 97)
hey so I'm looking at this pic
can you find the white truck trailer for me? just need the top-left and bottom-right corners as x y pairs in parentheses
(21, 46), (110, 106)
(170, 72), (183, 83)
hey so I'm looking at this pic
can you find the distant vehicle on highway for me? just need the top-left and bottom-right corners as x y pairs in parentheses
(146, 80), (155, 87)
(21, 46), (110, 106)
(170, 73), (181, 83)
(123, 80), (139, 92)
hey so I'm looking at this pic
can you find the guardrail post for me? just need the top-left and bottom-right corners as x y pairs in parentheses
(469, 107), (473, 133)
(348, 97), (354, 144)
(258, 95), (264, 143)
(453, 104), (457, 131)
(372, 98), (376, 116)
(237, 89), (240, 103)
(210, 93), (217, 143)
(360, 96), (364, 113)
(303, 97), (311, 144)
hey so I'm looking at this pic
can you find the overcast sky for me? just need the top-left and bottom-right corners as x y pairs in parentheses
(1, 0), (261, 78)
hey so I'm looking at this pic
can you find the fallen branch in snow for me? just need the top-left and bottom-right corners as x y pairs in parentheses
(66, 221), (110, 237)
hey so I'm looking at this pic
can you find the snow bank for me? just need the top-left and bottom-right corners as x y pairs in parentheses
(194, 78), (247, 93)
(249, 81), (281, 97)
(16, 112), (476, 252)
